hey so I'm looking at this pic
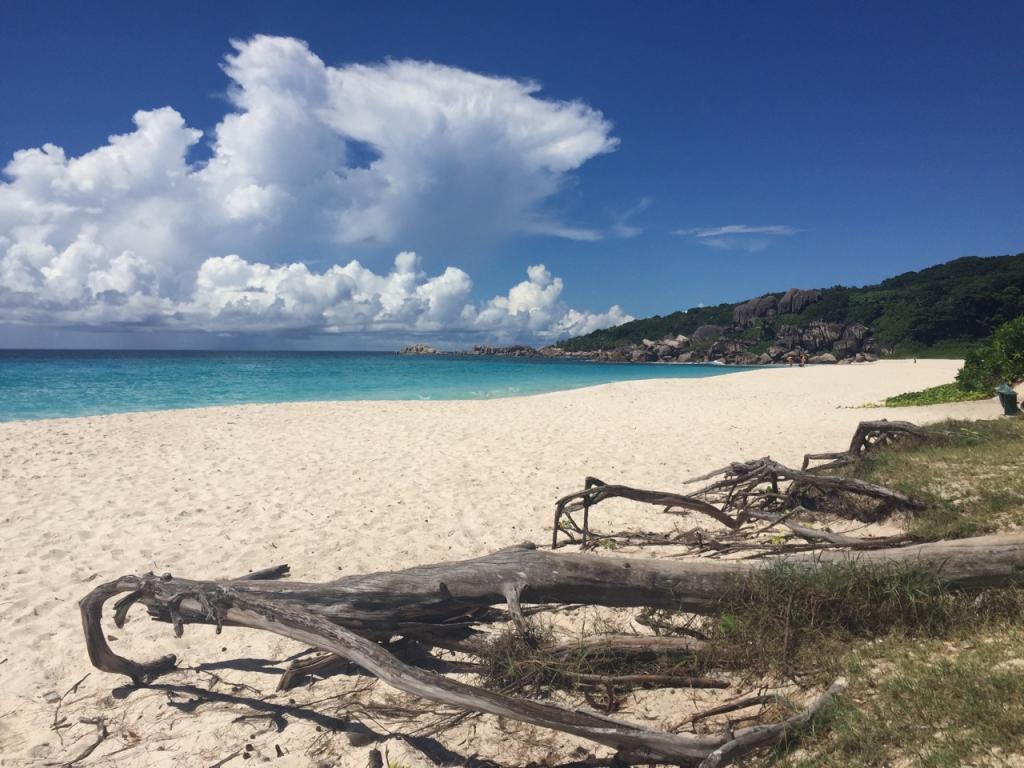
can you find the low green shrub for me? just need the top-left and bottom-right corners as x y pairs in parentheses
(884, 382), (990, 407)
(956, 314), (1024, 391)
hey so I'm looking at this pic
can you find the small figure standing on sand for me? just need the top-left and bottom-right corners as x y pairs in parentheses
(799, 352), (807, 367)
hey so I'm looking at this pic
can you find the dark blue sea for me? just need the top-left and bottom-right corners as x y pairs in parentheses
(0, 350), (752, 422)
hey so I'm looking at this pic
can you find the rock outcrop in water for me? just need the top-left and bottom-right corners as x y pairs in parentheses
(399, 322), (879, 366)
(548, 326), (878, 366)
(399, 343), (442, 356)
(558, 254), (1024, 363)
(464, 345), (549, 357)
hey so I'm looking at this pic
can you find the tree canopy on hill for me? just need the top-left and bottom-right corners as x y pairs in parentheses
(556, 253), (1024, 355)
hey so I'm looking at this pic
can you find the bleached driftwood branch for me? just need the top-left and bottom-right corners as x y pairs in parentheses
(80, 534), (1023, 765)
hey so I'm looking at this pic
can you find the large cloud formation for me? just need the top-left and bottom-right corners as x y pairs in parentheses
(0, 35), (630, 343)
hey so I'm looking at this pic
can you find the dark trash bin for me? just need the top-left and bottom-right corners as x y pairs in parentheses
(996, 383), (1020, 416)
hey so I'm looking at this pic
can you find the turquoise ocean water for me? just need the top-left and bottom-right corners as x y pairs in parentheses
(0, 350), (752, 422)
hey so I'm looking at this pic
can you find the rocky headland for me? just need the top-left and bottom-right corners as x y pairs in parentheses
(574, 289), (880, 365)
(400, 288), (880, 365)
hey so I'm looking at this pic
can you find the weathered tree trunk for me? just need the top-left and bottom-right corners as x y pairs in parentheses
(82, 567), (850, 766)
(80, 534), (1023, 765)
(88, 534), (1024, 654)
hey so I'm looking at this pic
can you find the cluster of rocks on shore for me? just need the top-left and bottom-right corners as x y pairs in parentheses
(556, 324), (878, 365)
(399, 329), (879, 365)
(399, 289), (882, 365)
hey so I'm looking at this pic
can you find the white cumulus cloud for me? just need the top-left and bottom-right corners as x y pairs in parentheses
(180, 251), (631, 341)
(0, 35), (629, 344)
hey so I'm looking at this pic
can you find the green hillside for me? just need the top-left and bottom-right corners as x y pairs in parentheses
(556, 253), (1024, 356)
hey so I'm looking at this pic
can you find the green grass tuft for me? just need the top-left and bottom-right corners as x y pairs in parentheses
(708, 561), (1024, 678)
(771, 630), (1024, 767)
(835, 418), (1024, 539)
(884, 382), (991, 407)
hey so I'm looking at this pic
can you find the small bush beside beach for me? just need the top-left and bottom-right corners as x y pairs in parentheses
(886, 314), (1024, 406)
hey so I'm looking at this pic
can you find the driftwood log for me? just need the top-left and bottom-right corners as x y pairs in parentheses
(81, 534), (1024, 766)
(553, 420), (936, 550)
(77, 421), (1019, 766)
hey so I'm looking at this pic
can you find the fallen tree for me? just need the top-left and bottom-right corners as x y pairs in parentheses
(77, 420), (1023, 767)
(80, 534), (1024, 766)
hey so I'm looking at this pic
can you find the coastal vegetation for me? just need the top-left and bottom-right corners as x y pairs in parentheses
(556, 252), (1024, 361)
(883, 382), (989, 407)
(956, 313), (1024, 392)
(75, 418), (1024, 766)
(884, 313), (1024, 406)
(764, 418), (1024, 766)
(839, 417), (1024, 540)
(772, 629), (1024, 767)
(400, 255), (1024, 368)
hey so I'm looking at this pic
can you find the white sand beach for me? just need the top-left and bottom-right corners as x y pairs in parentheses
(0, 360), (1002, 767)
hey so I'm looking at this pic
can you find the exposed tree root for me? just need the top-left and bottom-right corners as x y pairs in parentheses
(696, 679), (847, 768)
(670, 693), (782, 732)
(802, 419), (931, 471)
(553, 478), (741, 548)
(554, 420), (934, 551)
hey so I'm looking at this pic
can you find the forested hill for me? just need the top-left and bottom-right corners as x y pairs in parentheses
(556, 253), (1024, 357)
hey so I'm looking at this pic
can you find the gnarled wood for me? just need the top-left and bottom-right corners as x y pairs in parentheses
(555, 421), (932, 550)
(554, 478), (740, 548)
(88, 534), (1024, 665)
(697, 678), (847, 768)
(80, 569), (854, 765)
(79, 530), (1023, 765)
(75, 418), (1013, 766)
(747, 510), (914, 549)
(802, 419), (931, 471)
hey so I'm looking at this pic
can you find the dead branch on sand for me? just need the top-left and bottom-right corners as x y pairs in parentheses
(76, 420), (1021, 767)
(553, 420), (933, 552)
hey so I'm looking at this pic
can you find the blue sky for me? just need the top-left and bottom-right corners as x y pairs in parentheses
(1, 1), (1022, 348)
